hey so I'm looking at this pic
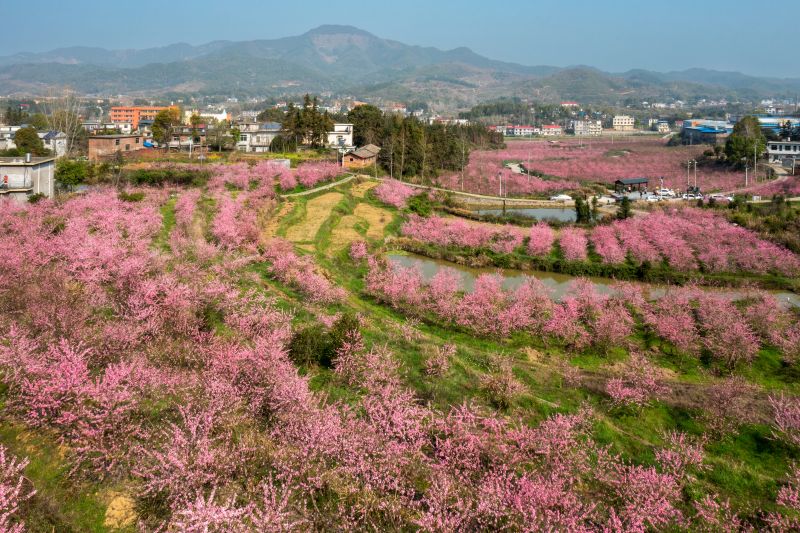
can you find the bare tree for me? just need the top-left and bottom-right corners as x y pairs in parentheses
(44, 88), (84, 157)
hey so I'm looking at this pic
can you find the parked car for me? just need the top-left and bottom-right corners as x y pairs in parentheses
(645, 194), (661, 202)
(549, 194), (573, 202)
(656, 188), (676, 198)
(681, 193), (701, 200)
(708, 193), (734, 202)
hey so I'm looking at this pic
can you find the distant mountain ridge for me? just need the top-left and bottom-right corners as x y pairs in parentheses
(1, 25), (798, 106)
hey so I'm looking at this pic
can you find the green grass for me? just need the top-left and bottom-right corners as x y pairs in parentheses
(0, 423), (110, 532)
(152, 196), (176, 252)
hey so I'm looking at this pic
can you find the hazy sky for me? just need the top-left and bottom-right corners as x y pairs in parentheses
(4, 0), (798, 77)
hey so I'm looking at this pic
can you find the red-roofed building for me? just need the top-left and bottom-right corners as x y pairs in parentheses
(541, 124), (563, 136)
(561, 101), (579, 108)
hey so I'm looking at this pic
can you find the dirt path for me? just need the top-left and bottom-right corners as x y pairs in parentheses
(261, 201), (294, 240)
(351, 180), (378, 198)
(285, 192), (343, 243)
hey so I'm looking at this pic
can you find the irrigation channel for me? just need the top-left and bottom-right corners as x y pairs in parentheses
(387, 252), (800, 308)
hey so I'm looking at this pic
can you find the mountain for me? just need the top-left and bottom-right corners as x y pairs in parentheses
(0, 25), (798, 106)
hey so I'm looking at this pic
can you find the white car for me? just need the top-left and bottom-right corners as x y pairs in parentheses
(549, 194), (573, 202)
(709, 193), (734, 202)
(645, 194), (661, 202)
(656, 188), (676, 198)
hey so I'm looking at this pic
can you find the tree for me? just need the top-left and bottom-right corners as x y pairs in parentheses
(152, 108), (181, 148)
(348, 104), (383, 146)
(617, 196), (632, 220)
(256, 108), (286, 123)
(28, 113), (49, 130)
(44, 91), (85, 156)
(55, 160), (87, 190)
(13, 126), (48, 156)
(724, 115), (766, 168)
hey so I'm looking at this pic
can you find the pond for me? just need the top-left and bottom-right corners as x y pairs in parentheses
(475, 207), (577, 222)
(387, 252), (800, 308)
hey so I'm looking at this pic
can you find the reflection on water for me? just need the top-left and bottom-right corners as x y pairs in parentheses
(476, 207), (577, 222)
(387, 253), (800, 308)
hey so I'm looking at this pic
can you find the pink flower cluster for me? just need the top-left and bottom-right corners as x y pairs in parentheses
(449, 138), (749, 193)
(593, 207), (800, 275)
(401, 215), (525, 253)
(262, 238), (346, 304)
(373, 179), (417, 208)
(0, 444), (34, 533)
(0, 185), (791, 529)
(294, 161), (342, 189)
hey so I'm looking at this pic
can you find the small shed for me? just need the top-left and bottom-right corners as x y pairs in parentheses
(343, 144), (380, 169)
(614, 177), (648, 194)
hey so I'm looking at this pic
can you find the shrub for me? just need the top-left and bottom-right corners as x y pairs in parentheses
(118, 191), (145, 203)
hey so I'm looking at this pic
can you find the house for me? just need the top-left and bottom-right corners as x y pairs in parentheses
(39, 131), (67, 157)
(110, 106), (178, 129)
(343, 144), (380, 169)
(326, 123), (354, 148)
(540, 124), (563, 136)
(767, 140), (800, 163)
(0, 127), (67, 157)
(561, 101), (579, 108)
(0, 126), (21, 152)
(0, 155), (56, 202)
(168, 125), (207, 151)
(87, 134), (144, 161)
(502, 125), (536, 136)
(612, 115), (635, 131)
(235, 122), (283, 153)
(570, 120), (602, 136)
(184, 109), (231, 124)
(656, 121), (671, 134)
(82, 121), (133, 135)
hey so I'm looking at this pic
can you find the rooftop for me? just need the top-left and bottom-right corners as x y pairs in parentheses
(0, 156), (57, 166)
(615, 177), (649, 185)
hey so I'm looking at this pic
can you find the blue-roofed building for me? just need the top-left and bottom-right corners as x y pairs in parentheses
(680, 119), (733, 145)
(754, 115), (800, 134)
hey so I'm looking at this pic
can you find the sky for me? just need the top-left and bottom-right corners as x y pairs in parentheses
(3, 0), (798, 77)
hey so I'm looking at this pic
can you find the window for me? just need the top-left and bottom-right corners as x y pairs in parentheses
(125, 144), (130, 151)
(135, 138), (139, 144)
(115, 139), (120, 146)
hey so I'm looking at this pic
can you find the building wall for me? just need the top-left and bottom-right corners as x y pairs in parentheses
(0, 159), (55, 201)
(613, 115), (635, 131)
(110, 106), (176, 129)
(88, 136), (143, 161)
(343, 155), (375, 169)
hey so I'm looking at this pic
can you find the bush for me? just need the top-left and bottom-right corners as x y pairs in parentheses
(118, 191), (145, 202)
(407, 192), (434, 217)
(288, 313), (361, 368)
(27, 193), (46, 204)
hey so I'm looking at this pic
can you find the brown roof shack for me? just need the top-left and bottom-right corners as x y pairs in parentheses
(88, 134), (144, 161)
(343, 144), (380, 169)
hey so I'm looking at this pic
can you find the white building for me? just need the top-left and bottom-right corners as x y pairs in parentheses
(0, 155), (56, 203)
(571, 120), (602, 136)
(236, 122), (283, 153)
(82, 121), (133, 135)
(184, 109), (231, 124)
(0, 127), (68, 157)
(326, 123), (354, 148)
(39, 131), (68, 157)
(767, 139), (800, 162)
(612, 115), (635, 131)
(656, 121), (671, 134)
(540, 124), (563, 136)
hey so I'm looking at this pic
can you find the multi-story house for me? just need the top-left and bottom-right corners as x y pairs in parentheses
(612, 115), (635, 131)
